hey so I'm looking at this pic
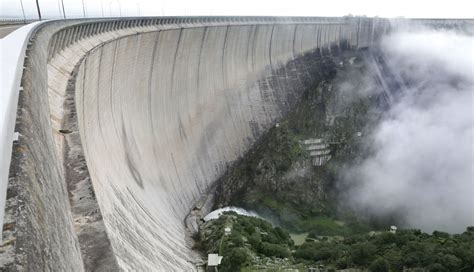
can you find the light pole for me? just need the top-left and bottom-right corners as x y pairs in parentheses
(117, 0), (122, 17)
(57, 0), (61, 18)
(19, 0), (26, 23)
(35, 0), (42, 21)
(162, 0), (165, 16)
(81, 0), (86, 18)
(61, 0), (66, 18)
(101, 0), (104, 17)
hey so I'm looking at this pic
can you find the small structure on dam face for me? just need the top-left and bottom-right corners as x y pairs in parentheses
(301, 138), (332, 166)
(207, 253), (224, 269)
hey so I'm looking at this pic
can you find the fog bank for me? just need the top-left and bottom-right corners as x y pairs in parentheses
(343, 28), (474, 233)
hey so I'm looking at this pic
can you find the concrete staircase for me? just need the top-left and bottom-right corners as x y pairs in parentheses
(301, 138), (331, 166)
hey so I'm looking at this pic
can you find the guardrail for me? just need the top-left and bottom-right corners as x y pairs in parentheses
(0, 21), (43, 240)
(46, 16), (382, 61)
(0, 19), (37, 25)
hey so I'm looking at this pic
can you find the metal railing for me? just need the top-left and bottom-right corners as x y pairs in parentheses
(0, 18), (37, 25)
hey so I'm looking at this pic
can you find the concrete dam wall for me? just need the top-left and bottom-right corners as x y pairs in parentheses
(3, 17), (468, 270)
(74, 23), (366, 270)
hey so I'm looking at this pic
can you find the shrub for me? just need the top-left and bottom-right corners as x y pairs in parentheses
(220, 247), (250, 272)
(350, 242), (377, 265)
(438, 254), (462, 271)
(258, 242), (290, 258)
(375, 232), (398, 246)
(383, 249), (403, 272)
(466, 226), (474, 233)
(433, 231), (450, 239)
(426, 263), (446, 272)
(369, 258), (390, 272)
(229, 232), (244, 247)
(336, 257), (350, 269)
(247, 233), (261, 250)
(274, 227), (291, 242)
(294, 242), (342, 262)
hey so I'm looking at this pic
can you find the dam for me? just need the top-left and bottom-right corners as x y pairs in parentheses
(0, 17), (471, 270)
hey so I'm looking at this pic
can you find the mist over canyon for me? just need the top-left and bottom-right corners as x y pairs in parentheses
(340, 27), (474, 233)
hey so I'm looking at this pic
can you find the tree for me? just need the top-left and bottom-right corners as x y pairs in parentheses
(369, 258), (390, 272)
(220, 248), (249, 272)
(258, 242), (291, 258)
(383, 249), (403, 272)
(350, 242), (377, 265)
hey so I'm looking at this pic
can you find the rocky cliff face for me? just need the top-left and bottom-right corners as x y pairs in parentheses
(213, 52), (384, 231)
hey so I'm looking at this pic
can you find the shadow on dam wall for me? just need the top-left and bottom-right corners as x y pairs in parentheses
(2, 17), (469, 270)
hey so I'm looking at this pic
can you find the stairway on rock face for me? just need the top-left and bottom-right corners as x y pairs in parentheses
(301, 138), (331, 166)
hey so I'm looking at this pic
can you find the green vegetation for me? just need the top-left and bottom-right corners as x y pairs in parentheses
(199, 214), (474, 271)
(293, 227), (474, 271)
(369, 258), (390, 272)
(198, 212), (295, 272)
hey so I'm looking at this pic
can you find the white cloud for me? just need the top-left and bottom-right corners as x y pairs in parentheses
(343, 28), (474, 233)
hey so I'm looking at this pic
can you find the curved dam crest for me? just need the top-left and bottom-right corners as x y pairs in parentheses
(2, 17), (470, 270)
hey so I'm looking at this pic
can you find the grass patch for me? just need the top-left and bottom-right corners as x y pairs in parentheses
(300, 216), (352, 237)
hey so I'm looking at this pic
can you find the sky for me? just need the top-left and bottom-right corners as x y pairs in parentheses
(1, 0), (473, 19)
